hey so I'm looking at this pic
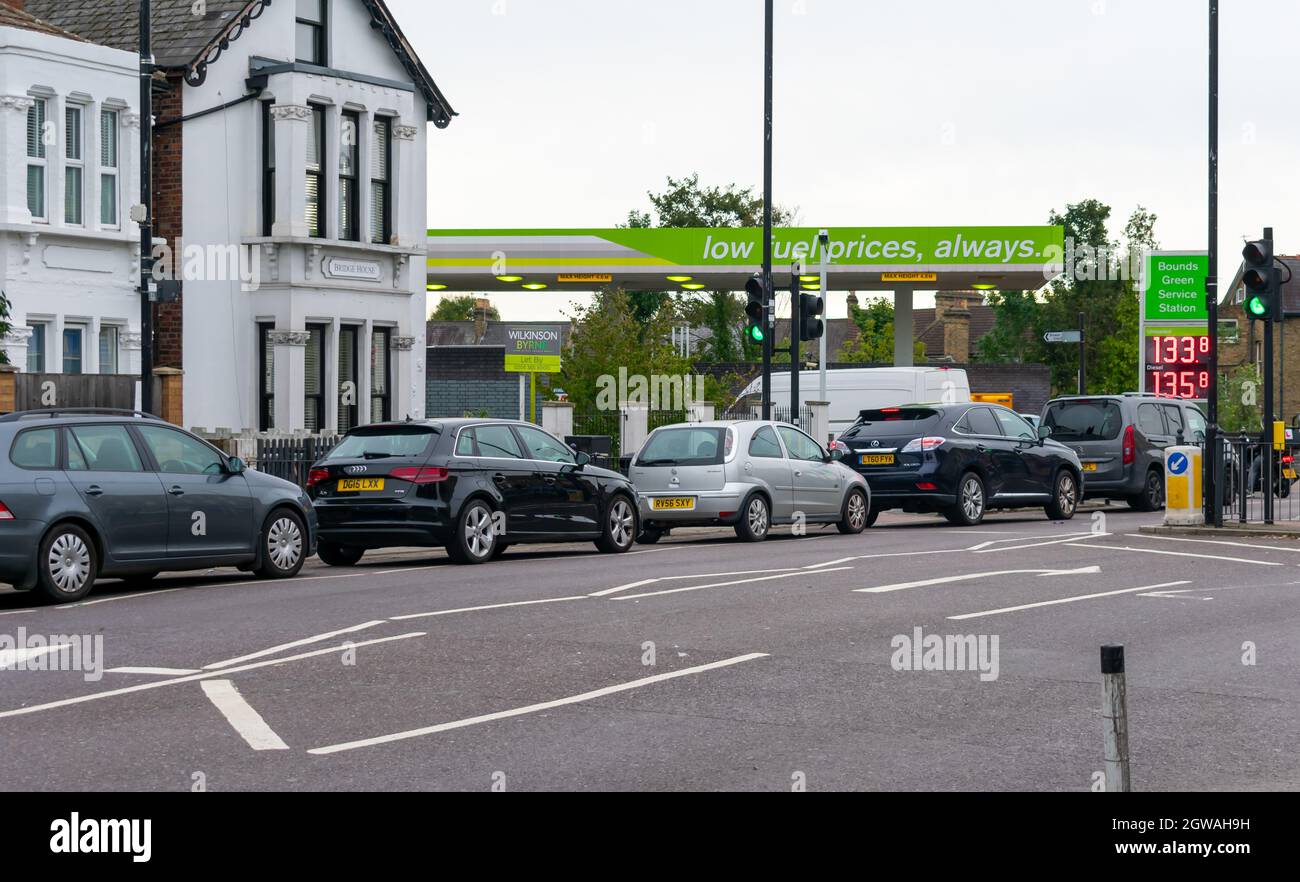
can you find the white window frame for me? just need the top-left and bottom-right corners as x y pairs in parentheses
(26, 322), (48, 372)
(99, 108), (120, 228)
(98, 325), (121, 374)
(62, 324), (86, 375)
(64, 103), (85, 226)
(26, 97), (48, 222)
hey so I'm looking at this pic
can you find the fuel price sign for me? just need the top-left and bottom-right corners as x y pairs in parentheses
(1144, 328), (1211, 399)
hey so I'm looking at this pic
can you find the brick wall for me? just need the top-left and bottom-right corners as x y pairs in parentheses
(1219, 299), (1300, 423)
(426, 346), (533, 419)
(152, 76), (184, 369)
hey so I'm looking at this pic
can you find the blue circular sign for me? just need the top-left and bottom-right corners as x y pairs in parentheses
(1168, 452), (1189, 475)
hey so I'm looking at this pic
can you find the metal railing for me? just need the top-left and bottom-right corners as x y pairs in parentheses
(255, 435), (338, 488)
(1217, 434), (1299, 524)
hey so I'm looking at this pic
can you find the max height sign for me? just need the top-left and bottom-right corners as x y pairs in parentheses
(503, 325), (562, 373)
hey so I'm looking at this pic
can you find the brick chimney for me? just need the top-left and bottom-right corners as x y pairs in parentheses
(2, 1), (25, 11)
(473, 298), (491, 343)
(934, 291), (971, 321)
(941, 298), (972, 362)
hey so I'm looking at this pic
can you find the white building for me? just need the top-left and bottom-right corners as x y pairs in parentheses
(28, 0), (455, 432)
(0, 3), (142, 378)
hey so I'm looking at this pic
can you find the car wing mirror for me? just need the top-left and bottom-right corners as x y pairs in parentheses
(1037, 424), (1051, 444)
(226, 456), (247, 474)
(827, 448), (844, 462)
(574, 451), (591, 468)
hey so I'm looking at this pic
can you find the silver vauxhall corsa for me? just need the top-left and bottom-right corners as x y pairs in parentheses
(629, 420), (871, 543)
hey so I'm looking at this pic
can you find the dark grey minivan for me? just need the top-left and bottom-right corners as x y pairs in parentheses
(0, 409), (315, 602)
(1041, 394), (1208, 510)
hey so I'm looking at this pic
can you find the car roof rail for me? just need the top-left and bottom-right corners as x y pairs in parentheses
(0, 407), (162, 423)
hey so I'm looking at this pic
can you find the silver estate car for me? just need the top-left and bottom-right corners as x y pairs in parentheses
(629, 420), (871, 543)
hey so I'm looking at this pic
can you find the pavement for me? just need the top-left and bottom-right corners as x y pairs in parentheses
(1, 504), (1296, 792)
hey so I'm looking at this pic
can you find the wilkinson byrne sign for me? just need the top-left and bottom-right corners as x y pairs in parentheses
(503, 325), (562, 373)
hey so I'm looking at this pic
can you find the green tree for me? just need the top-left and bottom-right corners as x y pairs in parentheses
(1218, 364), (1263, 434)
(838, 296), (924, 363)
(0, 288), (10, 365)
(979, 199), (1154, 396)
(560, 287), (693, 413)
(429, 295), (499, 322)
(624, 173), (795, 360)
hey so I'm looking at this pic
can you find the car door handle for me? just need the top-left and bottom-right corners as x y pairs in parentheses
(794, 470), (802, 477)
(168, 485), (185, 496)
(492, 473), (509, 486)
(85, 485), (103, 497)
(543, 475), (557, 485)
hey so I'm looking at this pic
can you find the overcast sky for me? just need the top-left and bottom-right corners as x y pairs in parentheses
(393, 0), (1300, 322)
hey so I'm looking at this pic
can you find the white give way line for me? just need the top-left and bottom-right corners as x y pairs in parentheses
(855, 566), (1101, 594)
(1067, 543), (1284, 566)
(200, 679), (288, 750)
(308, 652), (769, 756)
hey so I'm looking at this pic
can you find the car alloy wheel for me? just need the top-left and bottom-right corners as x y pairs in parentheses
(47, 532), (91, 596)
(267, 516), (303, 571)
(847, 491), (867, 529)
(1058, 474), (1077, 515)
(1147, 471), (1164, 509)
(961, 476), (985, 521)
(464, 504), (495, 560)
(608, 498), (634, 547)
(747, 497), (769, 537)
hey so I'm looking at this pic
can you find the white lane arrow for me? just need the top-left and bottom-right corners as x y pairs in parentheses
(1138, 586), (1233, 601)
(855, 565), (1101, 594)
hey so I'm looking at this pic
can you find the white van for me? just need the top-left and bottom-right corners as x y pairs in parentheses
(733, 367), (972, 437)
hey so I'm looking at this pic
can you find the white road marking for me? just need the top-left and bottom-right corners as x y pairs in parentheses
(203, 620), (386, 670)
(1138, 586), (1239, 601)
(1129, 533), (1300, 553)
(1067, 543), (1283, 566)
(967, 530), (1098, 550)
(106, 666), (201, 676)
(590, 568), (801, 598)
(947, 581), (1192, 620)
(0, 643), (72, 668)
(0, 632), (425, 720)
(614, 567), (853, 601)
(200, 679), (289, 750)
(971, 534), (1109, 553)
(56, 587), (188, 608)
(307, 652), (769, 755)
(390, 596), (589, 620)
(856, 566), (1101, 594)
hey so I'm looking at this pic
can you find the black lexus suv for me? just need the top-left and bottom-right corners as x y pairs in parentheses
(834, 403), (1085, 526)
(308, 418), (639, 564)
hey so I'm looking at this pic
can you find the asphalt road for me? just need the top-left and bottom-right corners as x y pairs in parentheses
(1, 505), (1297, 792)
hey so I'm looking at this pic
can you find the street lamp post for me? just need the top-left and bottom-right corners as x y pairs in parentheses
(137, 0), (154, 415)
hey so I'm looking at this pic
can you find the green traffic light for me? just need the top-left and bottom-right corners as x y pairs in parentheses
(1246, 295), (1268, 317)
(747, 324), (765, 343)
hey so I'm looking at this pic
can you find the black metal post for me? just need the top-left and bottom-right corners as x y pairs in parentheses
(138, 0), (154, 415)
(790, 264), (800, 424)
(1078, 311), (1086, 395)
(1264, 227), (1276, 525)
(760, 0), (773, 421)
(1205, 0), (1220, 525)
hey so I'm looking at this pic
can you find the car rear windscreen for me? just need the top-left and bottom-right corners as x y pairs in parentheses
(323, 426), (437, 460)
(637, 427), (725, 466)
(1043, 400), (1122, 442)
(842, 407), (941, 436)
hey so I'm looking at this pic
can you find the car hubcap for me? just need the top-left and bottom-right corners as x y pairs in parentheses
(962, 479), (984, 520)
(1059, 476), (1076, 514)
(267, 517), (302, 570)
(48, 534), (90, 594)
(1149, 475), (1163, 507)
(748, 499), (768, 535)
(609, 499), (634, 547)
(847, 492), (866, 528)
(465, 506), (494, 558)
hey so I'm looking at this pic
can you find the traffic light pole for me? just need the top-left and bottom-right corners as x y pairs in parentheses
(760, 0), (773, 422)
(1264, 227), (1276, 525)
(1205, 0), (1220, 526)
(1077, 311), (1086, 395)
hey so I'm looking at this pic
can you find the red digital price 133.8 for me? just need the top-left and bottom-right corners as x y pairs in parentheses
(1145, 334), (1210, 399)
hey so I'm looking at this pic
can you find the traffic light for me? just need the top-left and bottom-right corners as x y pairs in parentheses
(744, 274), (765, 343)
(799, 292), (824, 341)
(1242, 238), (1279, 321)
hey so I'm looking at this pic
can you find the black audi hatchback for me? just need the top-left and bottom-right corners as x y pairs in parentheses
(307, 418), (639, 564)
(834, 403), (1084, 526)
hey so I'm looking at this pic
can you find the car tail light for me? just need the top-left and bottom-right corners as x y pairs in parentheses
(0, 501), (13, 520)
(391, 466), (450, 484)
(915, 482), (938, 491)
(724, 428), (735, 458)
(306, 469), (330, 488)
(1122, 425), (1135, 465)
(830, 439), (850, 456)
(901, 436), (946, 453)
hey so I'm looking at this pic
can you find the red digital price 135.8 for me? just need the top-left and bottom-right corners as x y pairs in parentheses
(1145, 334), (1210, 399)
